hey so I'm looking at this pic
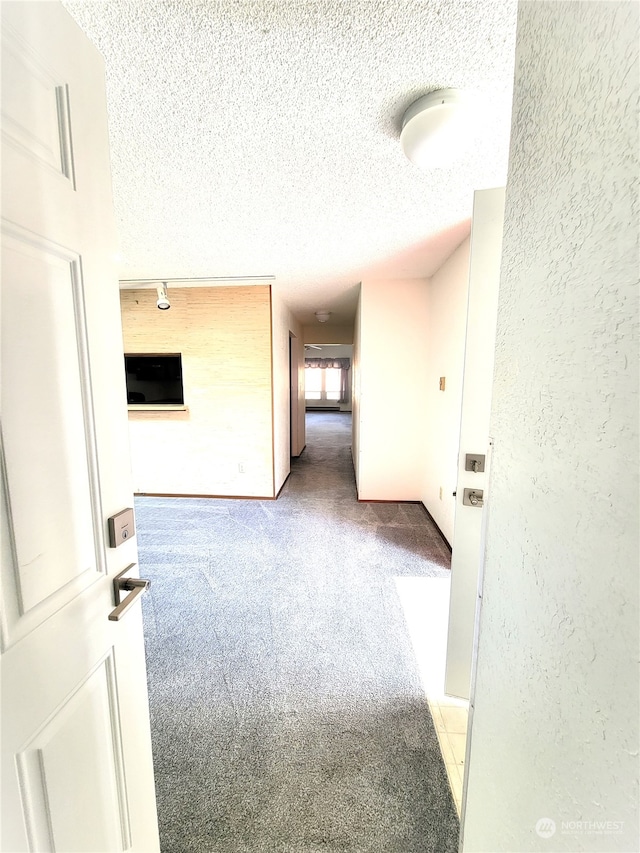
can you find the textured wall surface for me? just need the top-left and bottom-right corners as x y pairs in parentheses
(463, 2), (639, 851)
(121, 286), (274, 497)
(422, 237), (470, 543)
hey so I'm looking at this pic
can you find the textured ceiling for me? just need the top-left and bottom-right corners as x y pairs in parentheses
(63, 0), (517, 325)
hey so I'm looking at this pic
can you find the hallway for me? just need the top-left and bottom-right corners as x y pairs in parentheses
(137, 412), (459, 852)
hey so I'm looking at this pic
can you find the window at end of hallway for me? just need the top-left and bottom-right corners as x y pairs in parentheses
(305, 366), (341, 401)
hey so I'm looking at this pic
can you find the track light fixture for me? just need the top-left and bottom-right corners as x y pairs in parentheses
(156, 283), (170, 310)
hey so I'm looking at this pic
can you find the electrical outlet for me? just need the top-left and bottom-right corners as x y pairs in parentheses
(238, 462), (245, 474)
(439, 486), (443, 500)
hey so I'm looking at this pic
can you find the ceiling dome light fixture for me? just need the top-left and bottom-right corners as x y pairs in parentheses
(400, 88), (471, 170)
(315, 311), (331, 323)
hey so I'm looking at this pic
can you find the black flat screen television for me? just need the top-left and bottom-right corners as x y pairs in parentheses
(124, 354), (184, 405)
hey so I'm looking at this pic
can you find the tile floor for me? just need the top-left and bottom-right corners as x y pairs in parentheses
(394, 575), (469, 815)
(428, 695), (468, 813)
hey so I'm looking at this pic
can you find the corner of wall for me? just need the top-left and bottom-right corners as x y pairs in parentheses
(271, 289), (304, 495)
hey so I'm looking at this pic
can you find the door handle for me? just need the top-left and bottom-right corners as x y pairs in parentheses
(462, 488), (485, 507)
(108, 564), (151, 621)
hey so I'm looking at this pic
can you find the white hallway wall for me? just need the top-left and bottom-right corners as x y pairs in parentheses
(463, 2), (639, 850)
(353, 253), (473, 509)
(421, 237), (471, 542)
(272, 289), (304, 495)
(355, 279), (429, 501)
(351, 295), (362, 486)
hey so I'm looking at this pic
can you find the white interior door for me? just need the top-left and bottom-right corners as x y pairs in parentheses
(444, 187), (506, 700)
(1, 3), (159, 850)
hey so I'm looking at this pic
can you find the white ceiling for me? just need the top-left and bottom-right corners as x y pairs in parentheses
(63, 0), (517, 326)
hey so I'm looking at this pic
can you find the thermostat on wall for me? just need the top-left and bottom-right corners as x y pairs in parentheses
(108, 508), (135, 547)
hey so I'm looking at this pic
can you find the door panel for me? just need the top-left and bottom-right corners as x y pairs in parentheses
(2, 229), (100, 616)
(445, 187), (506, 700)
(0, 23), (74, 182)
(1, 3), (159, 851)
(16, 654), (130, 853)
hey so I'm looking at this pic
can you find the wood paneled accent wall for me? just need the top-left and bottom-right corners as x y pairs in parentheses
(120, 286), (274, 497)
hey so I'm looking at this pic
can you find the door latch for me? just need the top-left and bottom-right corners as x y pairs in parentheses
(463, 488), (484, 507)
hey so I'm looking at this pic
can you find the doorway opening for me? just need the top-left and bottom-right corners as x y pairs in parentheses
(303, 343), (353, 415)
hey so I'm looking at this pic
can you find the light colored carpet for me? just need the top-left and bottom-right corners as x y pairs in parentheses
(138, 412), (459, 852)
